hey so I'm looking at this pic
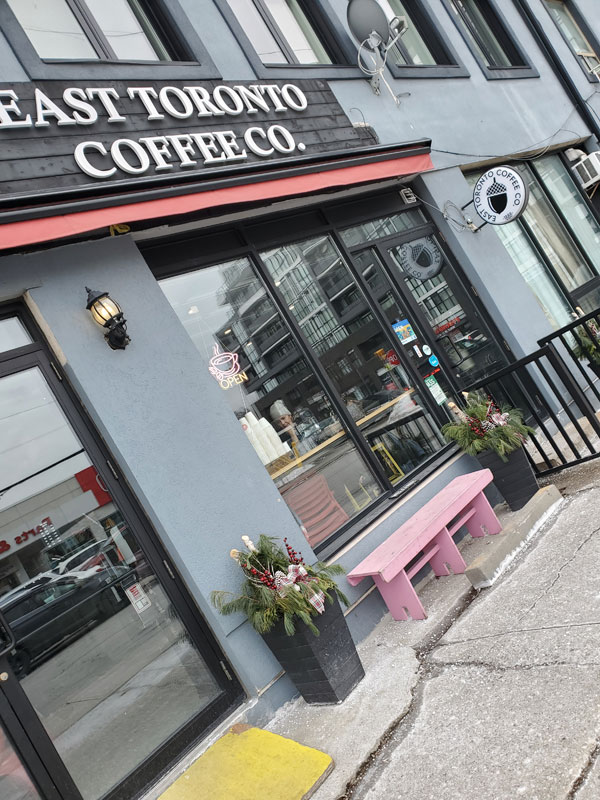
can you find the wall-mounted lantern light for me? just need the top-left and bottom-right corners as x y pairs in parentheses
(85, 287), (130, 350)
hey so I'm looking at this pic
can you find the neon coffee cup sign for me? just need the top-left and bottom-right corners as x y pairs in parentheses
(472, 166), (529, 225)
(208, 344), (249, 390)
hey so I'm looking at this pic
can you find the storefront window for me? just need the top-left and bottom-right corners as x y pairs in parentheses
(339, 210), (428, 246)
(470, 157), (600, 323)
(534, 155), (600, 309)
(521, 165), (594, 292)
(161, 259), (386, 549)
(494, 222), (573, 328)
(160, 238), (447, 549)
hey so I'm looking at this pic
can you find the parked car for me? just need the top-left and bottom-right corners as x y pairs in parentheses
(0, 568), (132, 677)
(49, 541), (105, 575)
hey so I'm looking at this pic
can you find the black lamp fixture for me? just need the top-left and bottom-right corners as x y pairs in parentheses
(85, 287), (130, 350)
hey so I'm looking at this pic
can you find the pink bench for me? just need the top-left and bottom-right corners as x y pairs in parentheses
(347, 469), (502, 621)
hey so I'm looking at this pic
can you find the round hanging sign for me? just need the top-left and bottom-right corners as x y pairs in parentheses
(397, 236), (444, 281)
(472, 165), (529, 225)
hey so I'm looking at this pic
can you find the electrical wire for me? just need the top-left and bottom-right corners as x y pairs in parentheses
(430, 91), (600, 161)
(406, 95), (600, 232)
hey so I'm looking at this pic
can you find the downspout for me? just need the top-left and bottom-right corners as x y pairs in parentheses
(513, 0), (600, 144)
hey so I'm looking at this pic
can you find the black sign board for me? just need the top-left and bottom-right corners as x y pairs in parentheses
(0, 79), (362, 201)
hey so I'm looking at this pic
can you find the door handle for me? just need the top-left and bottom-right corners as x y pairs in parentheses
(0, 608), (16, 658)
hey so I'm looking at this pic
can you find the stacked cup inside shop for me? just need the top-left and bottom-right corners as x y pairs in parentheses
(240, 412), (292, 468)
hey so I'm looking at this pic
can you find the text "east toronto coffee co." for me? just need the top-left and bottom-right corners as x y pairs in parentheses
(0, 83), (312, 179)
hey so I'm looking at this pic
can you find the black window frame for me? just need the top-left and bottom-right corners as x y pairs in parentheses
(542, 0), (600, 84)
(142, 188), (514, 557)
(0, 0), (220, 80)
(440, 0), (538, 80)
(215, 0), (361, 80)
(385, 0), (470, 79)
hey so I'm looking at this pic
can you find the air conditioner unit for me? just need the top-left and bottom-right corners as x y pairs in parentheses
(573, 152), (600, 189)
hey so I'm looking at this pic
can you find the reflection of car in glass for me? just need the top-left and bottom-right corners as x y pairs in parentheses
(50, 541), (104, 575)
(1, 573), (57, 604)
(77, 539), (126, 574)
(1, 570), (132, 677)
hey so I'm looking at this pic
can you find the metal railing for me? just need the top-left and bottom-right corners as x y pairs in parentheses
(538, 307), (600, 407)
(457, 312), (600, 476)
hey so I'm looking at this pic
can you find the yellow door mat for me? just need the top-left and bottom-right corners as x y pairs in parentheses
(159, 724), (333, 800)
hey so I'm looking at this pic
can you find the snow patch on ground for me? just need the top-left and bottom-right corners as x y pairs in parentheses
(472, 499), (564, 589)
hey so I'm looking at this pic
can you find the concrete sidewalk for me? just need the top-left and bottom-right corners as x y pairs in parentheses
(267, 463), (600, 800)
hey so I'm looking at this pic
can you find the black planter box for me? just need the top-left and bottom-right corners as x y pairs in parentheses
(477, 446), (538, 512)
(262, 597), (364, 705)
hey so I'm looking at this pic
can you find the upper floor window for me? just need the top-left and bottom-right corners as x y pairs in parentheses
(6, 0), (178, 61)
(225, 0), (333, 64)
(543, 0), (600, 77)
(380, 0), (454, 66)
(448, 0), (527, 69)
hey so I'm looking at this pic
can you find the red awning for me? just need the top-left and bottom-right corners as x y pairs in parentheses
(0, 152), (433, 250)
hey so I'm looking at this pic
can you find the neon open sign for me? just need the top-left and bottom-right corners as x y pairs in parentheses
(208, 344), (249, 391)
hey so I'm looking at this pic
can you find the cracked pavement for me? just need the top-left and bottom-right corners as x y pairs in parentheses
(268, 466), (600, 800)
(350, 483), (600, 800)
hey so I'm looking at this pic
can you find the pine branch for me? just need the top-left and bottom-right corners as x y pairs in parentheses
(211, 535), (350, 636)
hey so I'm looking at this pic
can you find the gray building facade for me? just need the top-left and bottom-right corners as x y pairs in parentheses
(1, 1), (600, 798)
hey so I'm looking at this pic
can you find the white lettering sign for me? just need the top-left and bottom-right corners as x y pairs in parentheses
(0, 83), (311, 181)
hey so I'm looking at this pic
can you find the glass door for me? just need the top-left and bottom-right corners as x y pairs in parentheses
(340, 216), (508, 394)
(0, 330), (242, 800)
(383, 236), (507, 388)
(257, 235), (447, 488)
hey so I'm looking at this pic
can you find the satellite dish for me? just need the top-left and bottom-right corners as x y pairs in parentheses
(347, 0), (391, 47)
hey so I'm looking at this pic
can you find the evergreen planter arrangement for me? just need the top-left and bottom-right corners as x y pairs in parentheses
(443, 393), (538, 512)
(211, 535), (364, 705)
(573, 322), (600, 381)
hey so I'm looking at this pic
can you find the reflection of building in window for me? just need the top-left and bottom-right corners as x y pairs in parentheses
(405, 274), (464, 330)
(213, 239), (409, 425)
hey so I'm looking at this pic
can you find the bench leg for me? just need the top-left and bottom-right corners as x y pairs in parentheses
(466, 491), (502, 538)
(374, 571), (427, 621)
(430, 527), (467, 575)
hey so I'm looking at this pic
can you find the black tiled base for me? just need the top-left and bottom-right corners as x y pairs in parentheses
(262, 598), (365, 705)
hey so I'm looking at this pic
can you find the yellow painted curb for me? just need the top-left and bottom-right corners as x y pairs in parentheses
(159, 725), (333, 800)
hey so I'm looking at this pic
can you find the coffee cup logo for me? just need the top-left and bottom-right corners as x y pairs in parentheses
(473, 166), (529, 226)
(209, 343), (240, 380)
(209, 343), (249, 390)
